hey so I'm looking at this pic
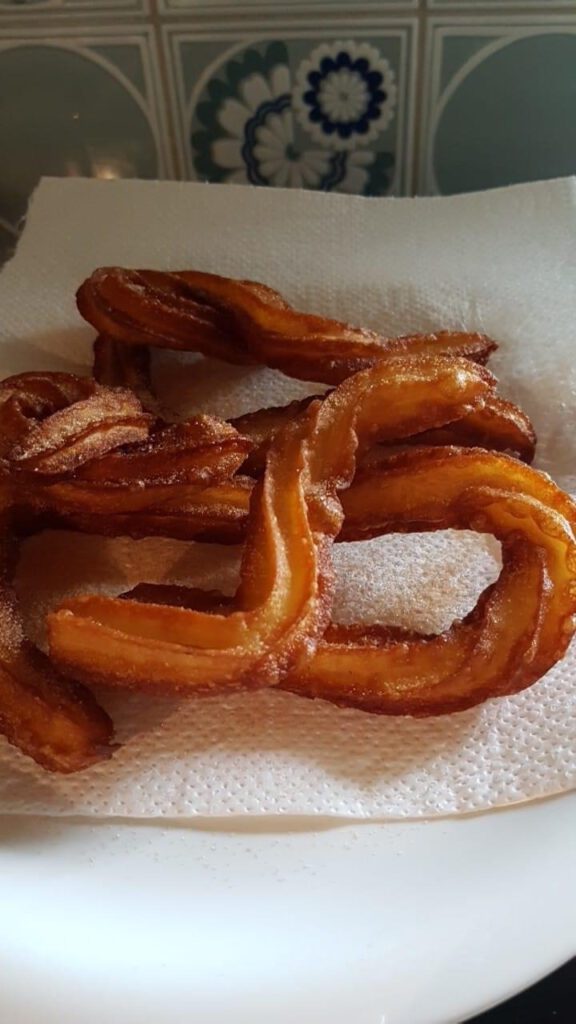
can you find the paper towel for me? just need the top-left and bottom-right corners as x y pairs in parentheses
(0, 175), (575, 819)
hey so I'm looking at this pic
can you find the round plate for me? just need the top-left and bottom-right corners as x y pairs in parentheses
(0, 793), (574, 1024)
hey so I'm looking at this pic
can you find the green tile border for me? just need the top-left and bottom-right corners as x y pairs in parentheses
(159, 1), (418, 14)
(429, 2), (575, 7)
(0, 0), (149, 17)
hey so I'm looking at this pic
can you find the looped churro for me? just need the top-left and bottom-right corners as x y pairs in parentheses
(231, 392), (536, 473)
(0, 373), (118, 771)
(79, 268), (496, 384)
(285, 447), (576, 714)
(47, 357), (495, 694)
(3, 266), (573, 777)
(0, 373), (249, 769)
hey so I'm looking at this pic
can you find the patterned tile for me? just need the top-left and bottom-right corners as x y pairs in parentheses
(422, 17), (576, 195)
(0, 1), (147, 12)
(165, 23), (417, 196)
(0, 26), (170, 249)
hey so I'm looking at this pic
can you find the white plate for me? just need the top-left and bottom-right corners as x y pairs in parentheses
(0, 794), (574, 1024)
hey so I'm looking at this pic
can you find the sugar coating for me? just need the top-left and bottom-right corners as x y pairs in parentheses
(0, 176), (574, 818)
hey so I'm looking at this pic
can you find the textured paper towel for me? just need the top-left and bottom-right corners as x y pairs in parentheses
(0, 175), (575, 819)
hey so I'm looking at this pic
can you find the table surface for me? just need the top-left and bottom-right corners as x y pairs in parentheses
(471, 959), (574, 1022)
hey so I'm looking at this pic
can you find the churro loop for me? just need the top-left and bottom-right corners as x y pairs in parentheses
(48, 357), (494, 695)
(285, 447), (576, 715)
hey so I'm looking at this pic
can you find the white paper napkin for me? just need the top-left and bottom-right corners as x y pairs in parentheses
(0, 175), (575, 819)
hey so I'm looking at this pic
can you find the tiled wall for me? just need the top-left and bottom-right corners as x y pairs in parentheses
(1, 1), (576, 263)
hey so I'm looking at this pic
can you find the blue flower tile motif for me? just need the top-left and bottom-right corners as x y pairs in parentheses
(191, 41), (395, 196)
(294, 41), (397, 151)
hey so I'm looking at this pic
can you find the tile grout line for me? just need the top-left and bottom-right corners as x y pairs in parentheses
(149, 0), (183, 179)
(408, 0), (429, 196)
